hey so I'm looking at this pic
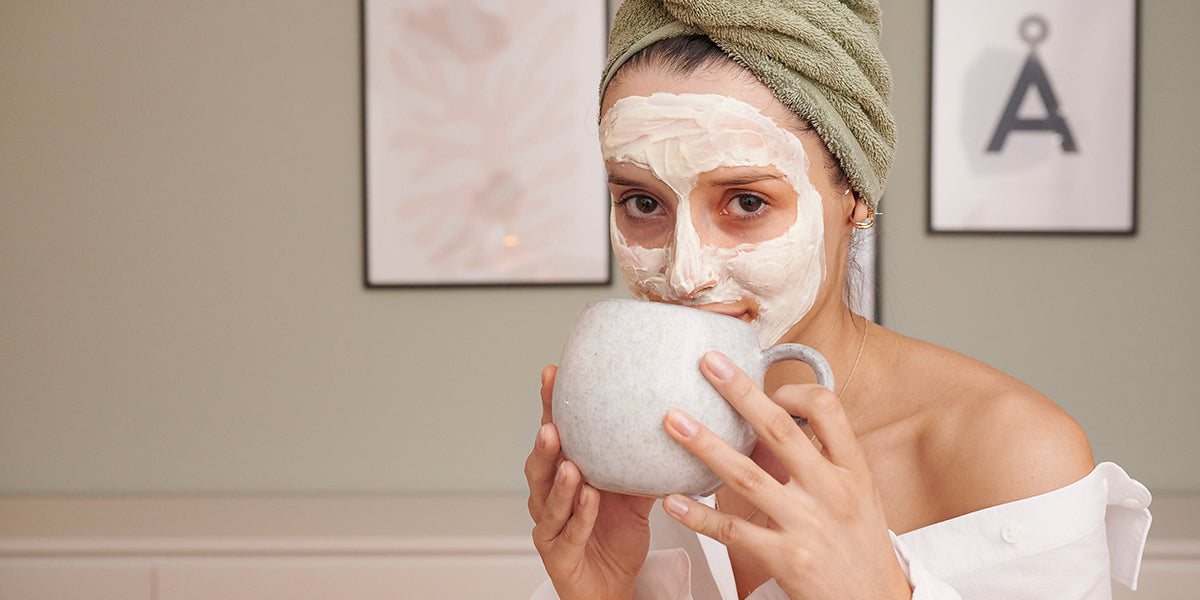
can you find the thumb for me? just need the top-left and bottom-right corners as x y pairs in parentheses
(540, 365), (557, 425)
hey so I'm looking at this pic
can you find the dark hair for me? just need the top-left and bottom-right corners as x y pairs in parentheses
(618, 35), (732, 80)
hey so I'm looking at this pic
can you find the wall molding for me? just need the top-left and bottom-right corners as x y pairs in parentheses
(2, 493), (1196, 599)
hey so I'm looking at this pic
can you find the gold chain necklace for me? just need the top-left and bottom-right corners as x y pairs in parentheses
(838, 318), (869, 400)
(731, 317), (870, 524)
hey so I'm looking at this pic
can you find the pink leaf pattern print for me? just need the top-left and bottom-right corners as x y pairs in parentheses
(365, 0), (608, 284)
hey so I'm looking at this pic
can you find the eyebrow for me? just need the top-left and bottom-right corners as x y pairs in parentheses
(606, 167), (786, 188)
(607, 173), (648, 187)
(700, 169), (785, 187)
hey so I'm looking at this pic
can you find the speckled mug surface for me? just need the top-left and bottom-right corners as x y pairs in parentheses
(552, 299), (833, 498)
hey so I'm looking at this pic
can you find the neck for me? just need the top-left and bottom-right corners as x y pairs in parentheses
(764, 300), (865, 398)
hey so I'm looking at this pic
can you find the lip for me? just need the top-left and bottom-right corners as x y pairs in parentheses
(690, 303), (755, 323)
(646, 296), (758, 323)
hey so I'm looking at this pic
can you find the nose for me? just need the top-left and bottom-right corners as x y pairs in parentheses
(668, 265), (717, 300)
(666, 210), (718, 300)
(672, 279), (717, 301)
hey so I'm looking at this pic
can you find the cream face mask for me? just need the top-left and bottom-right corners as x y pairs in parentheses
(599, 92), (825, 347)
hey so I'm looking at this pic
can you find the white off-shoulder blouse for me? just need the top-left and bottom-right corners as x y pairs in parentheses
(531, 462), (1152, 599)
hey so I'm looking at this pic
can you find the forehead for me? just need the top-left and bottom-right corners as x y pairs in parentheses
(600, 92), (810, 185)
(600, 63), (800, 133)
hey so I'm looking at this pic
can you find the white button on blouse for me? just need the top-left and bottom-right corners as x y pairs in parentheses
(529, 462), (1153, 600)
(1000, 522), (1022, 544)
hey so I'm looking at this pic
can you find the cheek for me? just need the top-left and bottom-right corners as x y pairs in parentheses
(723, 238), (811, 293)
(611, 211), (667, 296)
(614, 244), (667, 287)
(612, 216), (672, 250)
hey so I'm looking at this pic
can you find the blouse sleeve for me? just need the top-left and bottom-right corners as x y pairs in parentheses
(880, 462), (1152, 599)
(745, 463), (1151, 600)
(890, 532), (966, 599)
(533, 464), (1150, 600)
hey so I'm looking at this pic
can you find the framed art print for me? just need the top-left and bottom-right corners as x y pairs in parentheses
(362, 0), (611, 286)
(929, 0), (1138, 233)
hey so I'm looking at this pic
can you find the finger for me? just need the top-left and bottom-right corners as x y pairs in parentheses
(525, 423), (562, 520)
(532, 459), (584, 547)
(540, 365), (557, 425)
(773, 384), (869, 472)
(700, 352), (824, 479)
(663, 409), (798, 526)
(748, 442), (789, 485)
(557, 484), (600, 549)
(663, 494), (775, 555)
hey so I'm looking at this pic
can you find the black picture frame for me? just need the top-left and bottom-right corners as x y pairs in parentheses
(361, 0), (613, 287)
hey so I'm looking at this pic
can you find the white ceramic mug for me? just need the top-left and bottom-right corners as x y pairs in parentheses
(552, 299), (834, 498)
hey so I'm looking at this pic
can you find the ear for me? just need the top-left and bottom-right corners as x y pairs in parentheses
(849, 196), (871, 223)
(849, 197), (877, 230)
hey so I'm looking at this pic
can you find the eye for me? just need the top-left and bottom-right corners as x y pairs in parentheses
(617, 193), (662, 217)
(727, 193), (766, 216)
(633, 195), (660, 214)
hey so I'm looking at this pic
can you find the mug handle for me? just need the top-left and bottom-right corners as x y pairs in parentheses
(760, 343), (835, 427)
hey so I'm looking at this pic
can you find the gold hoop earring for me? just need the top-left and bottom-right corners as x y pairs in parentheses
(852, 205), (877, 230)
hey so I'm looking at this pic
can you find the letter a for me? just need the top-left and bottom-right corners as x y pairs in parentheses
(986, 54), (1078, 153)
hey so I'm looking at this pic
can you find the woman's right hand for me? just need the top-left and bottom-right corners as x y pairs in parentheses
(525, 365), (655, 600)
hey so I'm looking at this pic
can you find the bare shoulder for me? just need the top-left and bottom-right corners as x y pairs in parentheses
(883, 332), (1095, 519)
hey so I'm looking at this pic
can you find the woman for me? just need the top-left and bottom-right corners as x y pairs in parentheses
(525, 1), (1151, 598)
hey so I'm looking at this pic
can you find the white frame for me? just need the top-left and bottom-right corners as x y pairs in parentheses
(929, 0), (1138, 234)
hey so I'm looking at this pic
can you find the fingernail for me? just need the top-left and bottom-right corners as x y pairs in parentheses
(535, 425), (546, 449)
(556, 461), (567, 484)
(704, 352), (736, 381)
(664, 495), (690, 517)
(578, 486), (590, 507)
(668, 410), (699, 438)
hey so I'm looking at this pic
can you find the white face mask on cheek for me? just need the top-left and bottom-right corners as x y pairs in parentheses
(599, 93), (826, 348)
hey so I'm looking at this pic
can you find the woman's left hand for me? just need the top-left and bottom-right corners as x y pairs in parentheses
(661, 351), (912, 600)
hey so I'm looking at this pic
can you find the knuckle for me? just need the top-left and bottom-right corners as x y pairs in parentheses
(542, 479), (565, 508)
(523, 451), (551, 482)
(728, 376), (758, 401)
(694, 431), (721, 456)
(531, 521), (552, 546)
(762, 410), (805, 445)
(773, 383), (804, 401)
(562, 518), (590, 547)
(731, 463), (770, 492)
(826, 482), (862, 518)
(828, 495), (857, 520)
(717, 515), (741, 545)
(778, 544), (814, 575)
(772, 384), (812, 417)
(810, 388), (840, 414)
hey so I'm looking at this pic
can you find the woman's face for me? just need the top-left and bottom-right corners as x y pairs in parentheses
(600, 64), (852, 347)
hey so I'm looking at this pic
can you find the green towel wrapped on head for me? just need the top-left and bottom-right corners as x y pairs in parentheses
(601, 0), (896, 210)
